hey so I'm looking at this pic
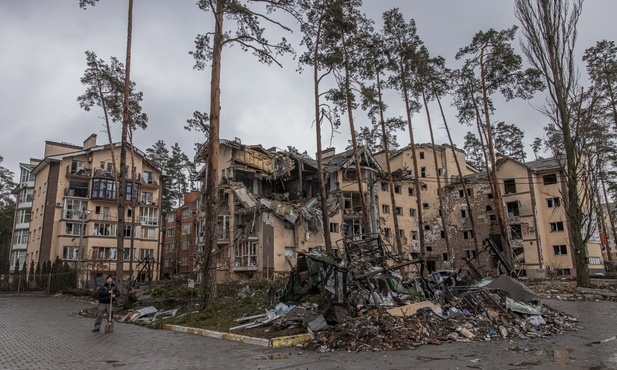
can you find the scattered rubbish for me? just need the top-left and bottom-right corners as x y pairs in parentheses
(387, 301), (438, 317)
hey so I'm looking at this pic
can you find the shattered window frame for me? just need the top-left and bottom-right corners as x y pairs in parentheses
(384, 228), (392, 238)
(507, 201), (520, 217)
(463, 230), (474, 239)
(409, 208), (416, 217)
(547, 197), (561, 208)
(394, 185), (402, 194)
(329, 223), (339, 233)
(543, 173), (558, 185)
(408, 187), (415, 196)
(381, 204), (390, 214)
(550, 221), (564, 232)
(422, 203), (429, 209)
(395, 207), (403, 216)
(381, 182), (388, 191)
(504, 179), (517, 194)
(553, 245), (567, 255)
(509, 224), (522, 239)
(421, 166), (427, 178)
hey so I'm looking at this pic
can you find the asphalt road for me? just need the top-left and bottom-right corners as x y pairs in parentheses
(1, 295), (615, 370)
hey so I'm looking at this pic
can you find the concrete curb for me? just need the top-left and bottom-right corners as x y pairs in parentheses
(163, 324), (312, 348)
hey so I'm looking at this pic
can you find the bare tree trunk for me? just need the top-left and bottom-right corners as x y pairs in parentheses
(515, 0), (589, 287)
(201, 0), (224, 307)
(479, 52), (513, 269)
(600, 169), (616, 261)
(421, 89), (451, 263)
(398, 60), (426, 262)
(434, 91), (481, 258)
(376, 73), (402, 254)
(313, 10), (333, 253)
(341, 31), (370, 235)
(116, 0), (134, 285)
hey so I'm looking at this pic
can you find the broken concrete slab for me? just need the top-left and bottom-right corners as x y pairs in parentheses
(486, 275), (539, 304)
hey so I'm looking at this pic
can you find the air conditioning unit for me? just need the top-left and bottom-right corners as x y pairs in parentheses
(21, 182), (28, 188)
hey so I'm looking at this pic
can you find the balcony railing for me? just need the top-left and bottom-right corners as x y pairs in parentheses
(65, 187), (89, 198)
(140, 216), (159, 226)
(66, 165), (92, 177)
(233, 256), (258, 271)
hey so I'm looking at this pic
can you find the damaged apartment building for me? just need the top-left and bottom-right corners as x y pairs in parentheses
(192, 138), (606, 282)
(194, 139), (390, 281)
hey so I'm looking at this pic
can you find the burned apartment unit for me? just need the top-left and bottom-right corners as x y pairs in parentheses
(161, 191), (200, 279)
(436, 156), (605, 278)
(11, 134), (162, 287)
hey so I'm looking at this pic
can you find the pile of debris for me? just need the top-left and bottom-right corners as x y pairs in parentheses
(230, 234), (580, 352)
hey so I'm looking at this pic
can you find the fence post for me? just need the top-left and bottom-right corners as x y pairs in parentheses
(46, 273), (52, 296)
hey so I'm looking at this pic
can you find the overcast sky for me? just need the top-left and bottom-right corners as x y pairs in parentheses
(1, 0), (616, 182)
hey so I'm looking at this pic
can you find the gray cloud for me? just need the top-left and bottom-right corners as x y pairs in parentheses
(1, 0), (615, 181)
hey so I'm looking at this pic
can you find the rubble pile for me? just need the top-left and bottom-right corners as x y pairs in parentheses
(311, 302), (577, 352)
(260, 234), (581, 352)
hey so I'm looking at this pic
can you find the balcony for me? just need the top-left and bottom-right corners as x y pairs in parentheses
(66, 165), (92, 178)
(93, 168), (114, 178)
(140, 197), (159, 207)
(233, 256), (258, 271)
(141, 179), (160, 188)
(140, 216), (159, 226)
(65, 187), (89, 198)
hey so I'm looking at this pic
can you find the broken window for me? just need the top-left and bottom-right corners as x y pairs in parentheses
(424, 224), (431, 231)
(421, 167), (427, 178)
(440, 230), (445, 238)
(550, 221), (564, 232)
(426, 245), (433, 252)
(543, 173), (558, 185)
(504, 179), (516, 194)
(329, 223), (339, 233)
(381, 182), (388, 191)
(412, 231), (418, 240)
(397, 229), (405, 238)
(419, 152), (425, 159)
(408, 187), (415, 196)
(381, 204), (390, 214)
(442, 253), (448, 261)
(438, 168), (445, 176)
(547, 197), (561, 208)
(394, 185), (402, 194)
(486, 205), (493, 212)
(461, 209), (467, 218)
(487, 193), (494, 199)
(507, 201), (520, 217)
(384, 228), (391, 238)
(465, 250), (478, 259)
(463, 230), (474, 239)
(395, 207), (403, 216)
(553, 245), (567, 255)
(510, 224), (522, 239)
(409, 208), (416, 217)
(421, 184), (428, 191)
(423, 203), (429, 209)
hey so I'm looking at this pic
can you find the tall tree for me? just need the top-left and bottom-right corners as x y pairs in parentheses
(583, 40), (617, 131)
(455, 26), (543, 269)
(191, 0), (299, 307)
(0, 157), (16, 275)
(382, 8), (427, 261)
(358, 31), (405, 254)
(515, 0), (591, 286)
(146, 140), (172, 215)
(80, 0), (136, 285)
(320, 0), (373, 234)
(465, 122), (526, 164)
(298, 0), (343, 253)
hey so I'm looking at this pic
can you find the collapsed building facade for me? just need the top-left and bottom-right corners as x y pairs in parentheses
(192, 138), (606, 282)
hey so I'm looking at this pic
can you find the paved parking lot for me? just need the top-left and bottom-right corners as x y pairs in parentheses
(1, 295), (616, 369)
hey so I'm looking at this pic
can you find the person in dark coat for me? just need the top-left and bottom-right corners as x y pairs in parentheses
(92, 275), (121, 332)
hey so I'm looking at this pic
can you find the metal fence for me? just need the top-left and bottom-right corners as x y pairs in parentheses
(0, 271), (77, 295)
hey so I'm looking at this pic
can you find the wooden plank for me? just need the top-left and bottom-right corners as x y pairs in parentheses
(386, 301), (437, 317)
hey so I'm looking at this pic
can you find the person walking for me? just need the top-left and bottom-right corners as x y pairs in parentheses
(92, 275), (120, 332)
